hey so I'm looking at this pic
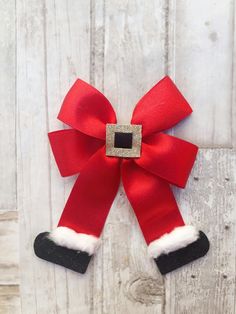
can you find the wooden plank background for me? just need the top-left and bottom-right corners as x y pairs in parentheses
(0, 0), (235, 313)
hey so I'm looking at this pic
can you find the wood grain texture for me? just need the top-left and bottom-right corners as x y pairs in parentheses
(232, 0), (236, 148)
(93, 189), (164, 314)
(168, 0), (235, 148)
(0, 2), (19, 312)
(16, 0), (56, 310)
(165, 149), (236, 314)
(46, 1), (93, 313)
(0, 211), (20, 314)
(0, 211), (19, 285)
(0, 0), (16, 210)
(103, 0), (168, 124)
(0, 285), (20, 314)
(16, 0), (92, 313)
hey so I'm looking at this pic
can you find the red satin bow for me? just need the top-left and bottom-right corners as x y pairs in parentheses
(49, 76), (198, 244)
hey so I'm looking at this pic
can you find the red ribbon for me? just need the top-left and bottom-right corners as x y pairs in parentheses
(49, 76), (198, 244)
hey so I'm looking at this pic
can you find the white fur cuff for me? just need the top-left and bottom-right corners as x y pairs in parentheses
(148, 226), (199, 258)
(48, 227), (100, 255)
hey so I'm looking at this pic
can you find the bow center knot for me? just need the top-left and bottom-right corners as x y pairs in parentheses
(105, 124), (142, 158)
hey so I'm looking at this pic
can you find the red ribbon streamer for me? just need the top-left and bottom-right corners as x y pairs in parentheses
(49, 76), (198, 244)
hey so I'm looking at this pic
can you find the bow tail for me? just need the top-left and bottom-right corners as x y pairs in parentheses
(122, 159), (185, 245)
(55, 146), (120, 250)
(122, 160), (209, 274)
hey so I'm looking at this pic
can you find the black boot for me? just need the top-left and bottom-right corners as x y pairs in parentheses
(34, 232), (92, 274)
(154, 231), (210, 275)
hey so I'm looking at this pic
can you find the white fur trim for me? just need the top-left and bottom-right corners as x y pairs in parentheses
(48, 227), (100, 255)
(148, 226), (199, 258)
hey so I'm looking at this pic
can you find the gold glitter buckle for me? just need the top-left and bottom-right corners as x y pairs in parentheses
(106, 124), (142, 158)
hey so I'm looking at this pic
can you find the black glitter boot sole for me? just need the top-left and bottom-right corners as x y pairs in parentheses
(34, 232), (92, 274)
(154, 231), (210, 275)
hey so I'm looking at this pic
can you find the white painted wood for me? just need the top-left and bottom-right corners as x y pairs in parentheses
(0, 0), (16, 210)
(100, 190), (164, 314)
(16, 0), (57, 311)
(232, 0), (236, 148)
(168, 0), (234, 148)
(0, 2), (19, 312)
(0, 211), (20, 314)
(16, 0), (93, 313)
(90, 0), (105, 88)
(103, 0), (168, 124)
(165, 149), (236, 314)
(0, 285), (20, 314)
(0, 211), (19, 285)
(46, 1), (93, 313)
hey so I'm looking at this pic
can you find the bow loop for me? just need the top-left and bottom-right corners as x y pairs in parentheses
(131, 76), (193, 137)
(58, 79), (117, 140)
(48, 129), (104, 177)
(136, 133), (198, 188)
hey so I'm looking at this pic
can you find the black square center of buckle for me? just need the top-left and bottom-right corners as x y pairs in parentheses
(114, 132), (133, 149)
